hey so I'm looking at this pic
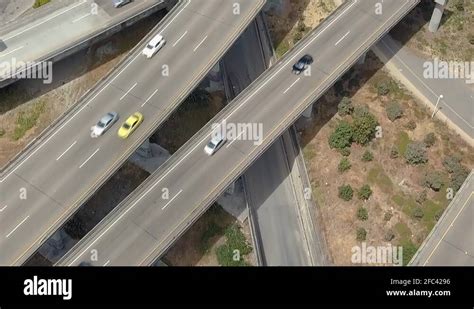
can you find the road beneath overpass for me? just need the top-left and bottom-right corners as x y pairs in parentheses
(57, 0), (420, 266)
(410, 171), (473, 266)
(0, 0), (266, 265)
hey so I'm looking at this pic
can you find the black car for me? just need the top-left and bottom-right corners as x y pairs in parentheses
(292, 54), (314, 75)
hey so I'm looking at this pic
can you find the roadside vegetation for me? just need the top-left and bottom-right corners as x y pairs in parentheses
(33, 0), (51, 9)
(301, 52), (473, 265)
(12, 100), (46, 141)
(391, 0), (474, 61)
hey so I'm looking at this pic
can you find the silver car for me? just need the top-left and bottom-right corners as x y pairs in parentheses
(113, 0), (132, 8)
(91, 112), (119, 138)
(204, 134), (226, 156)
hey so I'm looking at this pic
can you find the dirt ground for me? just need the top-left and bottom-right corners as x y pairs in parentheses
(390, 0), (474, 61)
(301, 52), (474, 265)
(163, 204), (254, 266)
(265, 0), (339, 56)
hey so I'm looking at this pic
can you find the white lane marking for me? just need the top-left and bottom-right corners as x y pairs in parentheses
(0, 46), (25, 58)
(173, 31), (188, 47)
(226, 130), (246, 148)
(79, 148), (100, 169)
(162, 190), (183, 210)
(120, 83), (138, 101)
(222, 0), (359, 124)
(56, 141), (77, 161)
(193, 35), (208, 52)
(68, 0), (361, 265)
(141, 89), (158, 107)
(0, 52), (142, 183)
(0, 205), (7, 212)
(335, 31), (351, 46)
(3, 0), (87, 41)
(423, 192), (473, 265)
(72, 13), (91, 23)
(160, 0), (191, 34)
(380, 39), (473, 129)
(6, 216), (30, 238)
(103, 260), (110, 266)
(283, 78), (301, 94)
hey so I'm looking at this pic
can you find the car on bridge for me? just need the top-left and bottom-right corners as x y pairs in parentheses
(113, 0), (132, 8)
(142, 34), (166, 59)
(90, 112), (119, 138)
(118, 112), (143, 139)
(292, 54), (313, 75)
(204, 134), (226, 156)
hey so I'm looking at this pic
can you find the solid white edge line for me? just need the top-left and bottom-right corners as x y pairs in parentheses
(6, 216), (30, 238)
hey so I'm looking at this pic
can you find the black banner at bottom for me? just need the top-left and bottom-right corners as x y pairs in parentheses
(0, 267), (472, 307)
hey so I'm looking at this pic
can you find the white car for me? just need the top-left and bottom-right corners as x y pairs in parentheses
(142, 34), (166, 59)
(204, 134), (226, 156)
(90, 112), (119, 138)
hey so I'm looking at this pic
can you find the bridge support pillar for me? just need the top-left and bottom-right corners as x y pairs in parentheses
(429, 0), (448, 33)
(357, 52), (367, 65)
(136, 139), (153, 158)
(302, 104), (313, 119)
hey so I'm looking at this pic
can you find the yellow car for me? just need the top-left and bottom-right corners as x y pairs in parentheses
(118, 112), (144, 139)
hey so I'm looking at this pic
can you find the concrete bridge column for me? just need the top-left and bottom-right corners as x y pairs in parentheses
(429, 0), (448, 33)
(357, 52), (367, 65)
(302, 104), (314, 119)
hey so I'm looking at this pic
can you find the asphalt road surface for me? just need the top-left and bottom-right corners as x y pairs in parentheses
(410, 171), (473, 266)
(58, 0), (420, 266)
(373, 35), (474, 139)
(0, 0), (167, 81)
(0, 0), (266, 265)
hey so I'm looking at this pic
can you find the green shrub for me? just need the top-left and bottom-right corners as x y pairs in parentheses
(384, 211), (393, 222)
(423, 132), (436, 148)
(337, 97), (353, 116)
(386, 101), (403, 122)
(416, 190), (427, 205)
(33, 0), (50, 8)
(423, 171), (445, 191)
(405, 142), (428, 165)
(358, 184), (373, 200)
(405, 120), (417, 131)
(329, 121), (353, 149)
(443, 155), (462, 173)
(352, 108), (379, 145)
(356, 228), (367, 241)
(357, 207), (368, 221)
(454, 0), (464, 11)
(339, 147), (351, 157)
(216, 225), (252, 266)
(376, 81), (390, 96)
(338, 158), (352, 173)
(412, 207), (424, 220)
(384, 230), (395, 241)
(390, 146), (399, 159)
(451, 166), (469, 192)
(338, 184), (354, 201)
(361, 150), (374, 162)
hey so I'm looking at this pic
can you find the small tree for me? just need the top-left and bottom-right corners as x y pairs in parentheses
(384, 211), (393, 222)
(329, 121), (353, 149)
(352, 108), (379, 145)
(338, 158), (352, 173)
(423, 133), (436, 148)
(412, 207), (424, 220)
(338, 184), (354, 201)
(405, 142), (428, 165)
(357, 207), (368, 221)
(358, 184), (373, 200)
(405, 120), (417, 131)
(390, 146), (399, 159)
(337, 97), (353, 116)
(451, 166), (469, 192)
(443, 154), (462, 173)
(361, 150), (374, 162)
(386, 101), (403, 122)
(423, 171), (444, 191)
(339, 147), (351, 157)
(356, 228), (367, 241)
(416, 190), (427, 205)
(376, 81), (390, 96)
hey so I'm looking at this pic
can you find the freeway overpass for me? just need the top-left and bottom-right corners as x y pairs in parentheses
(57, 0), (420, 266)
(0, 0), (266, 265)
(0, 0), (172, 87)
